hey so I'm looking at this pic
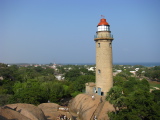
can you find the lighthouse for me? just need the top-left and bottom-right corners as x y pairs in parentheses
(94, 17), (114, 96)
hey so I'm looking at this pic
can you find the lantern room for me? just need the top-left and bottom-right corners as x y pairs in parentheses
(97, 18), (110, 31)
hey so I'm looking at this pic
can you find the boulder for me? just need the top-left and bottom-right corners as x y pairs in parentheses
(4, 103), (47, 120)
(0, 107), (30, 120)
(38, 103), (72, 120)
(38, 103), (60, 120)
(69, 94), (114, 120)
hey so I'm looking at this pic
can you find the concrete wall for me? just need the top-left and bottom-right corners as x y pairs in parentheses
(85, 82), (95, 94)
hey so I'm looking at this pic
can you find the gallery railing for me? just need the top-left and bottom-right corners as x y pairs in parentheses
(94, 34), (113, 39)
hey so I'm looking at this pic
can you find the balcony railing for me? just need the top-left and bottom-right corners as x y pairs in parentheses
(94, 34), (113, 39)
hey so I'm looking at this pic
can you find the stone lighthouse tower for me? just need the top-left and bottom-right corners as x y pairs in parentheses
(94, 17), (114, 96)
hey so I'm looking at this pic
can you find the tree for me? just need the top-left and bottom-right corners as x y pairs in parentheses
(65, 69), (81, 81)
(152, 90), (160, 104)
(113, 76), (125, 86)
(10, 80), (47, 105)
(136, 69), (143, 77)
(0, 94), (11, 106)
(116, 70), (133, 80)
(106, 86), (125, 113)
(144, 66), (160, 81)
(106, 77), (160, 120)
(73, 75), (95, 92)
(48, 82), (65, 103)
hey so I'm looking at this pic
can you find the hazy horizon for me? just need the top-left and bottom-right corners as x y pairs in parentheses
(1, 0), (160, 64)
(4, 62), (160, 66)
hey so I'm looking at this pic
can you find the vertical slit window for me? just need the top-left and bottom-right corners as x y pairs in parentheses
(98, 69), (101, 74)
(109, 43), (112, 47)
(98, 43), (100, 47)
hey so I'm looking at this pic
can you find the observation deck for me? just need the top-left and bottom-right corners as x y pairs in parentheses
(94, 34), (114, 41)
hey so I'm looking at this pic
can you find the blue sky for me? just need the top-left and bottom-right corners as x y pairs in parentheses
(0, 0), (160, 64)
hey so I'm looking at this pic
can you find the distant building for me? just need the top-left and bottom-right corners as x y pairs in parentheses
(113, 70), (122, 76)
(130, 71), (136, 75)
(34, 64), (41, 67)
(88, 67), (95, 71)
(55, 74), (64, 80)
(50, 64), (56, 69)
(135, 68), (139, 71)
(116, 70), (122, 73)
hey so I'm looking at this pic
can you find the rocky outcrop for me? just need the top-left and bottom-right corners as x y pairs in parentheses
(0, 107), (30, 120)
(0, 103), (47, 120)
(38, 103), (73, 120)
(0, 94), (114, 120)
(0, 103), (73, 120)
(38, 103), (60, 120)
(69, 94), (114, 120)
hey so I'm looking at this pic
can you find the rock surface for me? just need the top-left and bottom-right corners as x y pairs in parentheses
(38, 103), (61, 120)
(0, 94), (114, 120)
(0, 103), (47, 120)
(0, 107), (30, 120)
(69, 94), (114, 120)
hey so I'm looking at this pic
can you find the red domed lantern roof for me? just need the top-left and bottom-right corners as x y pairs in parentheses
(98, 18), (109, 26)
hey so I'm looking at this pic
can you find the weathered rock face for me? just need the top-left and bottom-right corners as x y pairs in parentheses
(69, 94), (114, 120)
(38, 103), (73, 120)
(0, 103), (47, 120)
(38, 103), (60, 120)
(0, 94), (114, 120)
(0, 107), (30, 120)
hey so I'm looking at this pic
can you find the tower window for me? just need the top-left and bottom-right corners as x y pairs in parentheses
(98, 43), (100, 47)
(109, 43), (112, 47)
(98, 69), (101, 74)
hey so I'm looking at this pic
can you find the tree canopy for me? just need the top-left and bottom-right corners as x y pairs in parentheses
(0, 63), (95, 106)
(106, 75), (160, 120)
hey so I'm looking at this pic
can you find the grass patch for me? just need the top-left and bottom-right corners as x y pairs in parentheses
(149, 81), (160, 89)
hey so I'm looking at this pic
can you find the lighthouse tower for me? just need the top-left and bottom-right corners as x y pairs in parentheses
(94, 17), (114, 96)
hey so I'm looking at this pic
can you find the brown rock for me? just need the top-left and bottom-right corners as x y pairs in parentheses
(69, 94), (114, 120)
(0, 107), (30, 120)
(38, 103), (72, 120)
(4, 103), (47, 120)
(0, 94), (114, 120)
(38, 103), (59, 120)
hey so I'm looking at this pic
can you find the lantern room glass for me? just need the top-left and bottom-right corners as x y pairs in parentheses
(97, 25), (110, 31)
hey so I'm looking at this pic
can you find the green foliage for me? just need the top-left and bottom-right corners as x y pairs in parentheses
(63, 85), (70, 97)
(106, 77), (160, 120)
(136, 69), (143, 77)
(153, 66), (160, 70)
(1, 80), (15, 94)
(116, 70), (133, 80)
(0, 86), (8, 94)
(106, 86), (125, 112)
(73, 75), (95, 92)
(64, 66), (94, 81)
(113, 76), (125, 87)
(56, 66), (65, 74)
(71, 91), (81, 97)
(10, 79), (47, 105)
(0, 94), (11, 106)
(149, 81), (160, 89)
(144, 66), (160, 81)
(65, 69), (81, 81)
(64, 66), (95, 96)
(48, 82), (65, 103)
(0, 65), (19, 81)
(0, 63), (95, 105)
(151, 90), (160, 103)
